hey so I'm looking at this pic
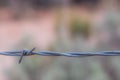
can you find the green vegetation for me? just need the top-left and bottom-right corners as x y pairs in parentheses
(70, 17), (91, 38)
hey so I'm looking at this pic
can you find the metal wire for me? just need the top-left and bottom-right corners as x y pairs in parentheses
(1, 48), (120, 63)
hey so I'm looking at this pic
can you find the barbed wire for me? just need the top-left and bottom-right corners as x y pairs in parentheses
(1, 48), (120, 64)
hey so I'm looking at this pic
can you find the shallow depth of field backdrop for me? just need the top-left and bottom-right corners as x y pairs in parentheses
(0, 0), (120, 80)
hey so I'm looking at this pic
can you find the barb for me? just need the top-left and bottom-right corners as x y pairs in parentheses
(18, 48), (36, 64)
(1, 48), (120, 63)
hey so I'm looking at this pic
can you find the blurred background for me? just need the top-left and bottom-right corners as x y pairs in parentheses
(0, 0), (120, 80)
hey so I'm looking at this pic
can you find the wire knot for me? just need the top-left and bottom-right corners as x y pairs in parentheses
(18, 48), (36, 64)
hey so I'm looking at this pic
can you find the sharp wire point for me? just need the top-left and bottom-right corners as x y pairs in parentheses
(29, 47), (36, 54)
(18, 52), (25, 64)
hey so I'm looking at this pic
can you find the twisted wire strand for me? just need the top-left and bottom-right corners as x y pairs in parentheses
(1, 48), (120, 63)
